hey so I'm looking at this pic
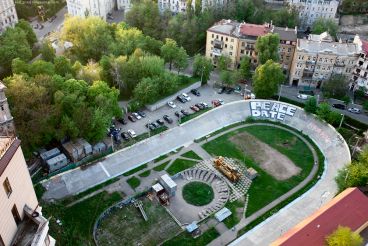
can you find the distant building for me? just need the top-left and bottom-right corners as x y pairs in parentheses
(352, 40), (368, 92)
(272, 187), (368, 246)
(0, 137), (55, 246)
(289, 32), (361, 87)
(205, 19), (297, 75)
(117, 0), (131, 13)
(66, 0), (115, 20)
(0, 82), (15, 137)
(0, 0), (18, 33)
(286, 0), (339, 29)
(158, 0), (226, 14)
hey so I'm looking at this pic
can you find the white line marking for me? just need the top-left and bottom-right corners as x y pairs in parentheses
(99, 162), (111, 177)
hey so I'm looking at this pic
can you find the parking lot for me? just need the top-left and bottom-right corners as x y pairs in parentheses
(113, 84), (246, 138)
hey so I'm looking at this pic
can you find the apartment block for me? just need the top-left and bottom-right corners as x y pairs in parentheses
(352, 40), (368, 92)
(158, 0), (226, 14)
(289, 32), (361, 88)
(66, 0), (115, 20)
(0, 0), (18, 33)
(0, 83), (15, 137)
(286, 0), (339, 28)
(205, 19), (297, 74)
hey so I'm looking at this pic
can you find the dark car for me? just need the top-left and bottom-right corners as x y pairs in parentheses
(195, 103), (204, 110)
(225, 87), (234, 94)
(174, 111), (181, 117)
(137, 111), (146, 118)
(152, 122), (160, 128)
(117, 118), (127, 125)
(113, 134), (122, 144)
(332, 104), (346, 110)
(121, 132), (130, 141)
(128, 115), (136, 122)
(163, 115), (173, 123)
(218, 87), (226, 94)
(145, 123), (156, 130)
(156, 119), (165, 125)
(177, 95), (186, 103)
(191, 89), (200, 96)
(181, 109), (190, 116)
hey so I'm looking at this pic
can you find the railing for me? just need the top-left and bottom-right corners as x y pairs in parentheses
(0, 137), (16, 159)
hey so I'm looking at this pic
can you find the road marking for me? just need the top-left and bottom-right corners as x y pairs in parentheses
(99, 162), (111, 177)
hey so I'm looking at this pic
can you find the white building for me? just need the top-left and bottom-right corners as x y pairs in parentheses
(117, 0), (131, 13)
(66, 0), (115, 20)
(286, 0), (339, 28)
(352, 40), (368, 92)
(158, 0), (226, 14)
(0, 0), (18, 33)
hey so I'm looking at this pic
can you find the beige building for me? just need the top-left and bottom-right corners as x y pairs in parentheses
(0, 83), (14, 137)
(351, 40), (368, 92)
(0, 137), (55, 246)
(0, 0), (18, 33)
(289, 32), (361, 88)
(205, 19), (297, 75)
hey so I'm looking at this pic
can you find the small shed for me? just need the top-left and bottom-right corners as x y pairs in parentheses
(159, 174), (177, 197)
(62, 142), (79, 162)
(186, 222), (198, 233)
(215, 207), (232, 222)
(93, 142), (106, 154)
(246, 167), (258, 180)
(46, 154), (68, 173)
(40, 148), (60, 163)
(152, 183), (164, 195)
(77, 139), (92, 156)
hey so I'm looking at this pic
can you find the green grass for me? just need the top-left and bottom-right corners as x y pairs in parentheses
(139, 170), (151, 177)
(123, 164), (148, 176)
(166, 159), (198, 175)
(181, 150), (202, 160)
(153, 160), (170, 171)
(154, 154), (169, 163)
(180, 107), (212, 124)
(223, 199), (244, 229)
(182, 181), (214, 206)
(163, 227), (219, 246)
(202, 125), (314, 217)
(127, 176), (141, 189)
(42, 191), (122, 245)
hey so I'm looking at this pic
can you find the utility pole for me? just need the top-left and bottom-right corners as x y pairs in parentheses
(278, 84), (283, 101)
(338, 114), (344, 130)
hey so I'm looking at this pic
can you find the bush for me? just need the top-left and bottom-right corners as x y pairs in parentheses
(127, 176), (141, 189)
(304, 97), (317, 114)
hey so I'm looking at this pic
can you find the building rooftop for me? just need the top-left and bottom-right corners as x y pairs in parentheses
(239, 23), (270, 37)
(298, 35), (360, 55)
(208, 19), (238, 35)
(272, 187), (368, 246)
(362, 40), (368, 55)
(0, 137), (19, 176)
(273, 27), (297, 42)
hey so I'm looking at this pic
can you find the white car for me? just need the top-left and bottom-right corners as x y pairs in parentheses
(167, 101), (177, 108)
(297, 94), (309, 100)
(182, 93), (191, 101)
(218, 99), (224, 105)
(132, 112), (142, 120)
(201, 102), (209, 108)
(127, 129), (137, 138)
(348, 107), (361, 114)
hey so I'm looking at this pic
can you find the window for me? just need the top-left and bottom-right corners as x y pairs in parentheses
(226, 37), (228, 42)
(212, 34), (214, 38)
(231, 39), (234, 42)
(3, 178), (12, 197)
(229, 52), (232, 56)
(11, 205), (21, 226)
(230, 45), (233, 50)
(240, 50), (244, 54)
(0, 235), (4, 246)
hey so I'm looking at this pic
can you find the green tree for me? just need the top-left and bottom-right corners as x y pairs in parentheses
(326, 226), (363, 246)
(54, 56), (74, 77)
(316, 102), (332, 121)
(112, 25), (146, 56)
(15, 19), (37, 47)
(194, 0), (202, 16)
(218, 55), (232, 71)
(29, 60), (55, 76)
(173, 47), (189, 74)
(239, 56), (252, 80)
(11, 58), (29, 74)
(40, 40), (56, 62)
(312, 18), (339, 38)
(133, 77), (160, 105)
(304, 96), (318, 114)
(76, 60), (102, 84)
(161, 38), (180, 70)
(255, 33), (280, 64)
(322, 75), (349, 99)
(140, 55), (165, 78)
(192, 54), (214, 84)
(253, 60), (284, 98)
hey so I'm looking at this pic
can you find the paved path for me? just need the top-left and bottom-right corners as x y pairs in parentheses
(41, 100), (350, 245)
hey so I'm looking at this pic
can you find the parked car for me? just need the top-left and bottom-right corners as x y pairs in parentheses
(181, 109), (190, 116)
(168, 101), (177, 108)
(219, 99), (224, 105)
(200, 102), (209, 108)
(156, 119), (165, 125)
(113, 134), (122, 144)
(128, 115), (136, 122)
(332, 104), (346, 110)
(212, 100), (223, 107)
(163, 115), (173, 123)
(182, 93), (191, 101)
(234, 85), (242, 94)
(128, 129), (137, 138)
(195, 103), (204, 110)
(137, 111), (146, 118)
(225, 87), (234, 94)
(132, 112), (142, 120)
(174, 111), (181, 117)
(348, 107), (361, 114)
(297, 94), (309, 100)
(190, 105), (200, 112)
(117, 118), (127, 125)
(238, 79), (248, 84)
(146, 123), (156, 130)
(191, 89), (200, 96)
(121, 132), (130, 141)
(177, 95), (186, 103)
(218, 87), (226, 94)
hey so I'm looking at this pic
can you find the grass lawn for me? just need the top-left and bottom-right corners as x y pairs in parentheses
(139, 170), (151, 177)
(182, 181), (214, 206)
(154, 154), (169, 163)
(166, 159), (198, 175)
(127, 176), (141, 189)
(202, 125), (314, 217)
(96, 198), (181, 246)
(153, 160), (170, 171)
(181, 150), (202, 160)
(162, 227), (219, 246)
(180, 107), (212, 124)
(123, 164), (148, 177)
(42, 191), (122, 245)
(223, 199), (244, 229)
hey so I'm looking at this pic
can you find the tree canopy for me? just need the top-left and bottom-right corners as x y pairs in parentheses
(326, 226), (363, 246)
(192, 54), (214, 84)
(322, 75), (349, 100)
(255, 33), (280, 64)
(312, 18), (339, 38)
(253, 60), (284, 98)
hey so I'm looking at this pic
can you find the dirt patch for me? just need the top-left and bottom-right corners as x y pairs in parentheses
(230, 132), (301, 180)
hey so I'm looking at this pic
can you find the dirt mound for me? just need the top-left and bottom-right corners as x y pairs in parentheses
(230, 132), (301, 180)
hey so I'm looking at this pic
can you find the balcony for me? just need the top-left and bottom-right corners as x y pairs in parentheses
(213, 39), (223, 50)
(334, 62), (345, 67)
(212, 48), (222, 57)
(306, 60), (316, 65)
(303, 69), (314, 78)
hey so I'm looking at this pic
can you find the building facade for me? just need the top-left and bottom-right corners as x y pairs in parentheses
(66, 0), (115, 20)
(289, 32), (361, 88)
(352, 40), (368, 92)
(205, 19), (297, 74)
(0, 137), (55, 246)
(117, 0), (131, 12)
(158, 0), (226, 14)
(0, 83), (14, 137)
(286, 0), (339, 28)
(0, 0), (18, 33)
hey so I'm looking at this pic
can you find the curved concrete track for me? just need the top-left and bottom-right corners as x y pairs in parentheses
(42, 100), (350, 245)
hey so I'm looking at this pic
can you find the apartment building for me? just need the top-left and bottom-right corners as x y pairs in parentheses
(0, 0), (18, 33)
(352, 40), (368, 92)
(0, 83), (15, 137)
(117, 0), (131, 12)
(66, 0), (115, 20)
(0, 136), (55, 246)
(205, 19), (297, 74)
(286, 0), (339, 28)
(289, 32), (361, 88)
(158, 0), (226, 14)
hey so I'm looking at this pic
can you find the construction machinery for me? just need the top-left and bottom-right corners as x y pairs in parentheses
(213, 156), (241, 182)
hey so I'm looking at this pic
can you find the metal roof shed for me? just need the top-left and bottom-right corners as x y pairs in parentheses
(40, 148), (60, 162)
(159, 174), (177, 197)
(215, 207), (232, 222)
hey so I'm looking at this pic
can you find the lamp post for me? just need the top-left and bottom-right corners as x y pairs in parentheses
(200, 65), (206, 85)
(338, 113), (344, 130)
(278, 84), (284, 101)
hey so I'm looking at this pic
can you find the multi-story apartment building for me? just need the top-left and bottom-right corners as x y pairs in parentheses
(117, 0), (131, 12)
(0, 0), (18, 33)
(0, 83), (15, 137)
(0, 136), (56, 246)
(205, 19), (297, 75)
(158, 0), (225, 14)
(286, 0), (339, 28)
(352, 40), (368, 92)
(289, 32), (361, 88)
(66, 0), (115, 20)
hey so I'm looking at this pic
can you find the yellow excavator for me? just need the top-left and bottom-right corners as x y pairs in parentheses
(213, 156), (241, 182)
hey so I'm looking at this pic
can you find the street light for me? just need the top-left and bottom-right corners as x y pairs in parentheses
(200, 65), (206, 85)
(278, 84), (284, 101)
(338, 113), (344, 130)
